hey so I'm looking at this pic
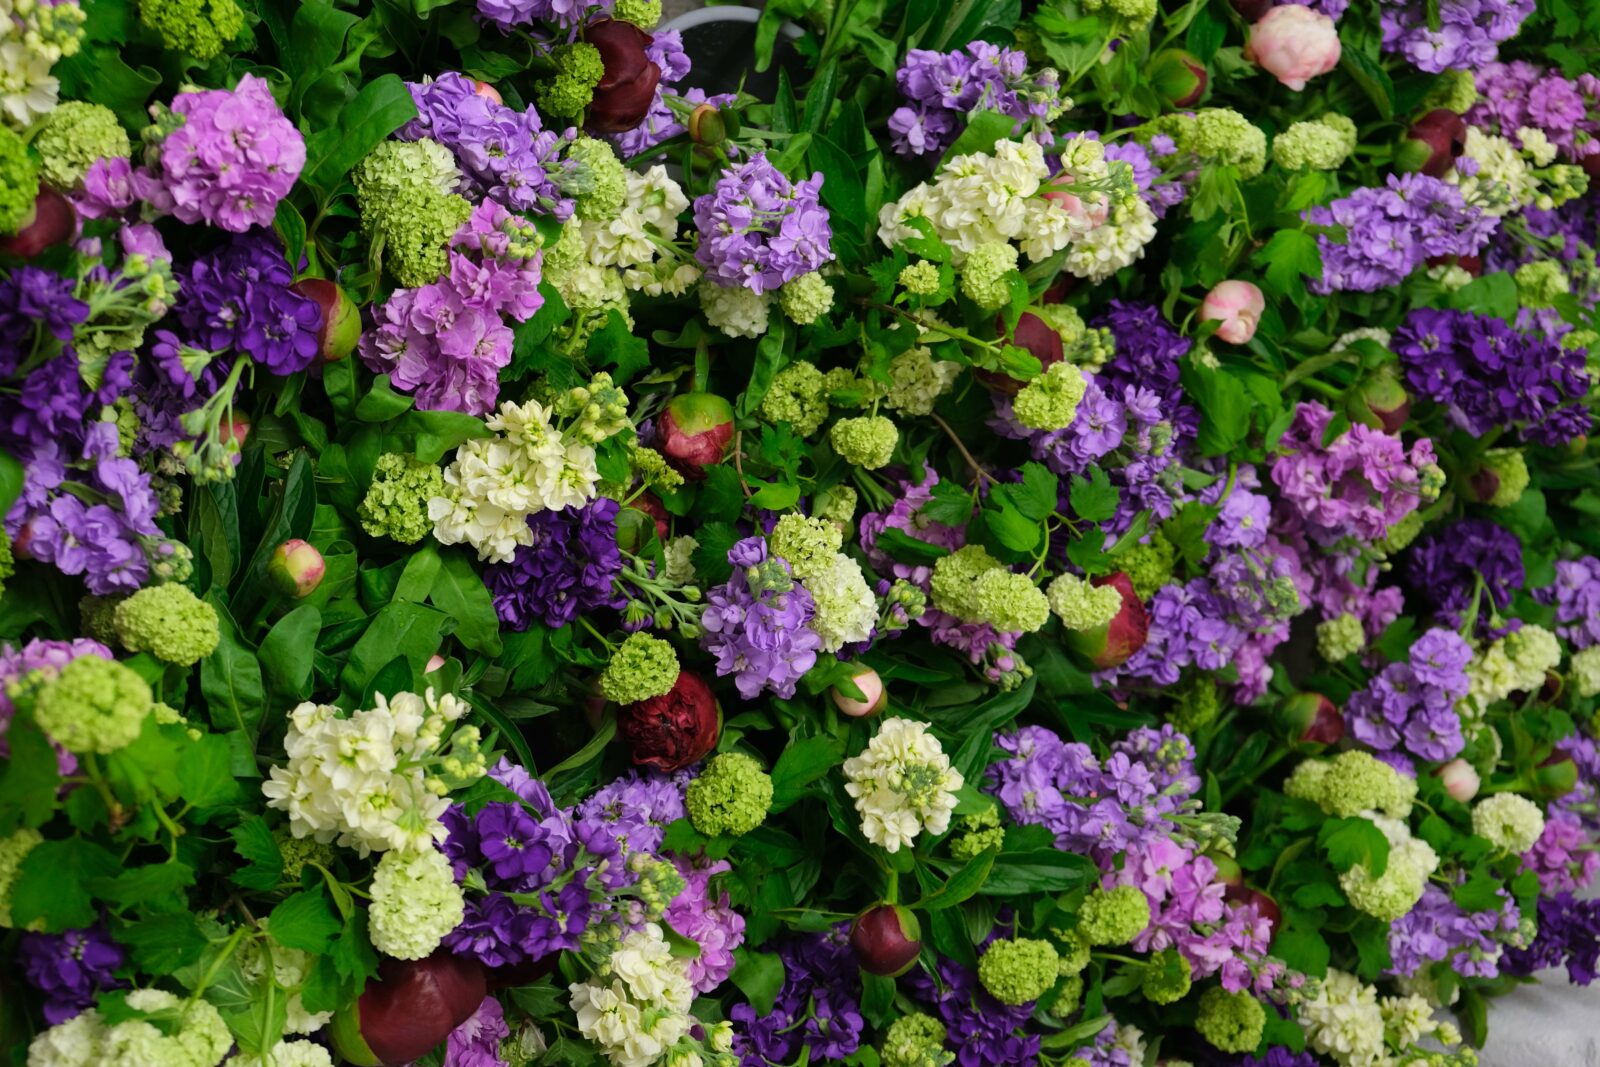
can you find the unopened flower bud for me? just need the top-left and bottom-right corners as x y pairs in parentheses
(1397, 109), (1467, 178)
(0, 189), (77, 258)
(1437, 758), (1480, 803)
(831, 665), (887, 718)
(1244, 6), (1340, 92)
(688, 103), (727, 146)
(268, 538), (325, 598)
(1200, 280), (1265, 345)
(658, 392), (735, 479)
(289, 278), (362, 363)
(1149, 49), (1208, 108)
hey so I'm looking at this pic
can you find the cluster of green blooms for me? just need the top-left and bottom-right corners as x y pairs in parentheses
(1472, 793), (1546, 853)
(0, 532), (12, 600)
(1013, 361), (1088, 431)
(1339, 818), (1438, 921)
(1195, 987), (1266, 1053)
(1572, 646), (1600, 699)
(1045, 572), (1123, 631)
(959, 242), (1020, 309)
(538, 43), (605, 118)
(564, 136), (628, 221)
(275, 830), (336, 882)
(1158, 109), (1267, 179)
(629, 854), (688, 921)
(767, 515), (839, 580)
(831, 415), (899, 469)
(33, 102), (130, 189)
(139, 0), (242, 59)
(1316, 612), (1366, 662)
(0, 828), (43, 928)
(1169, 676), (1221, 733)
(368, 848), (466, 960)
(815, 485), (858, 528)
(360, 452), (445, 543)
(629, 446), (684, 494)
(1476, 448), (1530, 507)
(977, 937), (1060, 1005)
(1118, 530), (1176, 599)
(354, 139), (473, 288)
(898, 260), (943, 296)
(685, 752), (773, 837)
(880, 1013), (954, 1067)
(1077, 884), (1151, 945)
(1080, 0), (1156, 31)
(558, 372), (633, 445)
(28, 987), (232, 1067)
(930, 545), (1051, 634)
(1464, 623), (1561, 716)
(1515, 259), (1569, 308)
(949, 805), (1006, 861)
(1272, 113), (1358, 171)
(1377, 510), (1426, 556)
(1285, 750), (1416, 819)
(779, 272), (835, 325)
(1423, 69), (1478, 113)
(763, 362), (833, 436)
(1141, 947), (1192, 1005)
(612, 0), (661, 23)
(0, 126), (40, 235)
(32, 655), (154, 754)
(884, 347), (961, 417)
(599, 632), (681, 705)
(112, 584), (220, 666)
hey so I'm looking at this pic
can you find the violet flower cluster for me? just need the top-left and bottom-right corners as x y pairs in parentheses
(1537, 557), (1600, 650)
(1377, 0), (1535, 73)
(1470, 61), (1600, 166)
(1522, 812), (1600, 894)
(731, 928), (864, 1066)
(1502, 891), (1600, 985)
(0, 267), (86, 377)
(905, 955), (1038, 1067)
(888, 42), (1061, 158)
(1308, 173), (1495, 293)
(19, 925), (125, 1024)
(1404, 519), (1524, 630)
(361, 200), (545, 415)
(167, 231), (321, 377)
(692, 152), (834, 294)
(699, 536), (823, 699)
(1106, 579), (1245, 689)
(1347, 627), (1473, 762)
(1393, 307), (1593, 445)
(476, 0), (604, 30)
(484, 496), (626, 631)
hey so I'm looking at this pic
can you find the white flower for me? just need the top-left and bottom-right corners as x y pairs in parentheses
(1299, 969), (1385, 1067)
(1453, 128), (1536, 215)
(0, 38), (58, 128)
(236, 927), (331, 1035)
(699, 281), (770, 338)
(570, 924), (695, 1067)
(842, 717), (964, 852)
(1570, 646), (1600, 698)
(1379, 994), (1436, 1047)
(1337, 816), (1437, 922)
(1063, 194), (1156, 283)
(804, 553), (878, 653)
(1472, 793), (1545, 854)
(368, 846), (465, 960)
(663, 536), (699, 585)
(27, 1013), (102, 1067)
(225, 1040), (335, 1067)
(1462, 624), (1561, 717)
(1516, 126), (1559, 166)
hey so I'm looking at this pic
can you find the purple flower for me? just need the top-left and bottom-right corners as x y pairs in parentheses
(0, 268), (88, 375)
(663, 853), (745, 993)
(20, 925), (125, 1024)
(444, 994), (510, 1067)
(1379, 0), (1535, 73)
(484, 498), (625, 631)
(700, 537), (823, 699)
(889, 43), (1062, 158)
(1309, 174), (1496, 293)
(172, 232), (320, 376)
(1469, 63), (1600, 166)
(446, 893), (533, 968)
(475, 802), (554, 882)
(1405, 518), (1524, 630)
(1522, 813), (1600, 894)
(733, 929), (863, 1066)
(693, 152), (834, 294)
(904, 956), (1037, 1067)
(1503, 892), (1600, 983)
(1537, 557), (1600, 650)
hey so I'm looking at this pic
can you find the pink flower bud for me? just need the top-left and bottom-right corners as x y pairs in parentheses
(425, 654), (447, 673)
(471, 80), (503, 104)
(658, 393), (735, 480)
(1149, 49), (1208, 108)
(831, 666), (887, 718)
(1398, 109), (1468, 178)
(289, 278), (361, 363)
(268, 539), (325, 598)
(1437, 758), (1480, 803)
(1244, 6), (1341, 92)
(1199, 280), (1266, 345)
(223, 418), (251, 446)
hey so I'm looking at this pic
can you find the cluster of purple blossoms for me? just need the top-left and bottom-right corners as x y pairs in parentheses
(1470, 62), (1600, 166)
(1107, 580), (1244, 689)
(692, 152), (834, 294)
(1094, 301), (1197, 445)
(1393, 307), (1593, 445)
(732, 928), (864, 1066)
(1098, 137), (1189, 219)
(169, 232), (320, 376)
(1377, 0), (1535, 73)
(1308, 173), (1496, 293)
(137, 75), (305, 232)
(0, 267), (86, 377)
(1536, 557), (1600, 650)
(476, 0), (604, 30)
(663, 853), (746, 993)
(0, 638), (112, 775)
(700, 536), (822, 699)
(1552, 735), (1600, 834)
(887, 43), (1061, 158)
(905, 956), (1037, 1067)
(484, 497), (625, 631)
(361, 201), (545, 414)
(986, 725), (1199, 866)
(402, 73), (576, 219)
(443, 994), (509, 1067)
(1347, 627), (1473, 761)
(20, 925), (125, 1024)
(1404, 518), (1524, 630)
(1503, 891), (1600, 985)
(1271, 402), (1437, 547)
(609, 32), (736, 158)
(1522, 813), (1600, 894)
(1236, 1052), (1320, 1067)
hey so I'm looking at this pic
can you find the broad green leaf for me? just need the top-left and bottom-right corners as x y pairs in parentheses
(429, 550), (504, 655)
(268, 889), (342, 954)
(770, 736), (845, 813)
(918, 849), (997, 910)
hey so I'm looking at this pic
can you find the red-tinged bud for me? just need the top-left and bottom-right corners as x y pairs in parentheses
(585, 19), (663, 134)
(472, 80), (504, 104)
(1534, 754), (1579, 798)
(329, 952), (487, 1066)
(222, 418), (251, 447)
(832, 665), (888, 718)
(617, 494), (669, 552)
(1230, 0), (1273, 19)
(1397, 109), (1468, 178)
(0, 189), (76, 258)
(290, 278), (361, 363)
(850, 903), (922, 977)
(977, 311), (1064, 395)
(1150, 49), (1208, 108)
(1437, 758), (1481, 803)
(1348, 369), (1411, 435)
(658, 393), (735, 479)
(1425, 252), (1482, 277)
(688, 103), (728, 146)
(1276, 691), (1344, 747)
(1041, 275), (1077, 305)
(1584, 153), (1600, 185)
(268, 539), (325, 598)
(1466, 464), (1502, 506)
(1062, 573), (1149, 670)
(487, 952), (559, 991)
(617, 669), (721, 772)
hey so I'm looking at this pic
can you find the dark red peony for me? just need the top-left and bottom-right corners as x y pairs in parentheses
(850, 903), (922, 977)
(616, 669), (721, 772)
(585, 19), (662, 134)
(1, 189), (76, 258)
(1398, 109), (1467, 178)
(977, 311), (1064, 395)
(329, 951), (487, 1066)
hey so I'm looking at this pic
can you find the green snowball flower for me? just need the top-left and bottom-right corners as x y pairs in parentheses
(0, 126), (40, 236)
(1377, 510), (1425, 556)
(613, 0), (661, 25)
(685, 752), (773, 837)
(1472, 793), (1545, 854)
(599, 632), (680, 705)
(354, 139), (473, 288)
(139, 0), (243, 60)
(538, 43), (605, 119)
(929, 545), (1001, 621)
(33, 655), (154, 754)
(762, 362), (831, 437)
(1078, 884), (1151, 946)
(959, 242), (1019, 310)
(1195, 987), (1266, 1053)
(1055, 930), (1090, 976)
(815, 485), (858, 528)
(972, 569), (1050, 634)
(769, 513), (843, 581)
(1284, 750), (1416, 819)
(566, 136), (628, 221)
(1423, 69), (1478, 113)
(0, 531), (12, 603)
(1141, 948), (1193, 1005)
(1477, 448), (1529, 508)
(1012, 362), (1088, 431)
(881, 1012), (953, 1067)
(33, 102), (130, 190)
(949, 806), (1005, 862)
(779, 271), (835, 325)
(1118, 531), (1176, 600)
(1515, 259), (1569, 309)
(831, 415), (899, 470)
(1272, 115), (1355, 171)
(977, 938), (1060, 1005)
(1169, 676), (1221, 734)
(112, 584), (220, 666)
(1316, 612), (1366, 662)
(360, 452), (445, 544)
(1193, 109), (1267, 180)
(899, 260), (942, 296)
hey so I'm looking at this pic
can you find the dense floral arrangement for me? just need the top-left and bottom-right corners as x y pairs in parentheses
(2, 0), (1600, 1063)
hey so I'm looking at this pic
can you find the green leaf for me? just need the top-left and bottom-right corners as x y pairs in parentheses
(1272, 926), (1330, 977)
(355, 376), (416, 421)
(1319, 817), (1390, 876)
(808, 135), (867, 232)
(738, 317), (790, 420)
(1340, 48), (1396, 120)
(587, 309), (650, 385)
(429, 549), (504, 655)
(983, 501), (1041, 553)
(269, 889), (342, 954)
(748, 479), (801, 511)
(1180, 363), (1252, 457)
(230, 818), (284, 891)
(177, 733), (243, 809)
(769, 735), (846, 813)
(0, 448), (24, 518)
(340, 601), (453, 702)
(1068, 468), (1118, 523)
(982, 850), (1092, 895)
(1445, 273), (1519, 321)
(119, 913), (208, 974)
(917, 849), (996, 910)
(11, 839), (119, 930)
(258, 605), (322, 708)
(874, 527), (952, 564)
(1013, 462), (1060, 522)
(1253, 229), (1322, 300)
(92, 861), (196, 910)
(302, 74), (418, 192)
(940, 109), (1020, 166)
(200, 595), (266, 742)
(0, 715), (61, 831)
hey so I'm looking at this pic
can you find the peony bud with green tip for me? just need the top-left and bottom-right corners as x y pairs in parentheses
(1060, 573), (1148, 670)
(0, 189), (76, 259)
(850, 903), (922, 977)
(268, 539), (325, 599)
(290, 278), (361, 363)
(1396, 109), (1467, 178)
(1347, 367), (1411, 434)
(1150, 49), (1207, 108)
(1275, 691), (1345, 747)
(832, 665), (887, 718)
(659, 393), (735, 479)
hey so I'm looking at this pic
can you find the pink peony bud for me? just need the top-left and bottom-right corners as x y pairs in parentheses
(658, 393), (735, 480)
(1244, 6), (1341, 92)
(425, 654), (447, 673)
(977, 311), (1064, 395)
(289, 278), (361, 362)
(850, 903), (922, 977)
(831, 666), (887, 718)
(0, 189), (77, 258)
(1149, 49), (1208, 108)
(1062, 573), (1149, 670)
(471, 79), (503, 104)
(1276, 692), (1344, 747)
(1348, 368), (1410, 434)
(1436, 759), (1480, 803)
(223, 418), (251, 447)
(1199, 280), (1266, 345)
(268, 539), (325, 598)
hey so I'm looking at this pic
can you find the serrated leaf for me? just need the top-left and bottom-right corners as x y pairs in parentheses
(230, 818), (284, 891)
(268, 890), (342, 955)
(1068, 468), (1118, 523)
(1319, 816), (1390, 877)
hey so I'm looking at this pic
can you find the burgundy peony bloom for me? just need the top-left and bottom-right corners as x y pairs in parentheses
(330, 951), (487, 1067)
(585, 19), (662, 134)
(1400, 109), (1468, 179)
(850, 903), (922, 977)
(617, 669), (721, 771)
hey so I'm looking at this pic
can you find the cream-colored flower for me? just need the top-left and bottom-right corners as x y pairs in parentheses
(842, 717), (963, 852)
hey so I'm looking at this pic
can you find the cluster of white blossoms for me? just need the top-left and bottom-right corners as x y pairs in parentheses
(1460, 622), (1561, 719)
(699, 282), (770, 340)
(28, 989), (231, 1067)
(569, 924), (697, 1067)
(224, 1041), (335, 1067)
(547, 165), (700, 311)
(368, 845), (466, 959)
(1571, 645), (1600, 698)
(1472, 793), (1546, 854)
(431, 378), (632, 562)
(1336, 815), (1438, 923)
(842, 717), (964, 853)
(235, 924), (332, 1036)
(1299, 970), (1463, 1067)
(261, 689), (484, 856)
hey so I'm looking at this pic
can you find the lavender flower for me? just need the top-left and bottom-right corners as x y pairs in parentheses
(1404, 519), (1524, 630)
(732, 929), (863, 1066)
(1503, 892), (1600, 984)
(888, 43), (1061, 158)
(693, 152), (834, 294)
(700, 536), (823, 699)
(0, 267), (87, 375)
(1536, 557), (1600, 650)
(1470, 62), (1600, 166)
(1378, 0), (1535, 73)
(1309, 174), (1496, 293)
(444, 994), (511, 1067)
(904, 956), (1037, 1067)
(484, 498), (625, 631)
(663, 853), (745, 993)
(171, 232), (320, 376)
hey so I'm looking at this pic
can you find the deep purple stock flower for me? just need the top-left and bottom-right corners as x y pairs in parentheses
(484, 498), (625, 631)
(21, 925), (126, 1024)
